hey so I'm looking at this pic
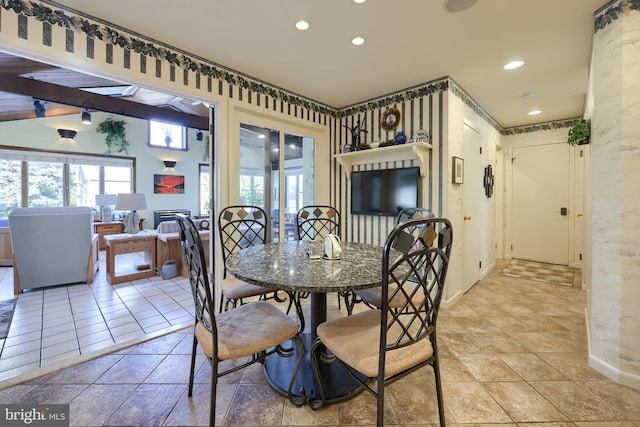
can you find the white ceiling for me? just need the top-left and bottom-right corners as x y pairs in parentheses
(50, 0), (605, 128)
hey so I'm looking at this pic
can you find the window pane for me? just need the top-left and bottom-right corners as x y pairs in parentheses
(199, 164), (210, 216)
(68, 164), (100, 207)
(28, 161), (64, 208)
(0, 159), (22, 219)
(104, 166), (132, 194)
(149, 120), (186, 149)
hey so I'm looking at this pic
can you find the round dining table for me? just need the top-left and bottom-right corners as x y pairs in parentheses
(225, 240), (385, 406)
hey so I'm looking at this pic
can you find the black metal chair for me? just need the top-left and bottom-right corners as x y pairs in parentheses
(218, 205), (281, 311)
(177, 214), (304, 426)
(396, 207), (435, 224)
(310, 217), (453, 427)
(295, 205), (358, 314)
(355, 206), (436, 309)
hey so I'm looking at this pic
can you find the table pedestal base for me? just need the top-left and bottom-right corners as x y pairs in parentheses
(264, 333), (367, 406)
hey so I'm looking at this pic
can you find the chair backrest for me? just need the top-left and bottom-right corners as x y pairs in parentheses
(380, 217), (453, 354)
(395, 207), (434, 225)
(176, 215), (216, 344)
(296, 205), (340, 241)
(218, 205), (268, 267)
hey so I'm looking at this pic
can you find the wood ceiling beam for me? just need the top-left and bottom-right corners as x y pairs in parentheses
(0, 74), (209, 129)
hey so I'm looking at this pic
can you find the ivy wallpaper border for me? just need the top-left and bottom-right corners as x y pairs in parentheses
(0, 0), (612, 136)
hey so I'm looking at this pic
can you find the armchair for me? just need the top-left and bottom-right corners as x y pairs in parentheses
(9, 207), (99, 294)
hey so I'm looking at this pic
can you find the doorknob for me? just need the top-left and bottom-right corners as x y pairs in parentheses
(464, 215), (472, 221)
(577, 213), (584, 217)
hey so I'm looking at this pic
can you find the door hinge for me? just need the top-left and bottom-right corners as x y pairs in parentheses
(511, 157), (516, 163)
(480, 147), (483, 155)
(479, 261), (482, 269)
(579, 253), (582, 260)
(510, 244), (513, 251)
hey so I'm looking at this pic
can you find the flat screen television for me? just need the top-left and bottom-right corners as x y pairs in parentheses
(351, 167), (420, 216)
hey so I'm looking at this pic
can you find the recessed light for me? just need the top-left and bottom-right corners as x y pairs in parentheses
(295, 20), (309, 31)
(504, 60), (524, 70)
(353, 0), (367, 3)
(352, 37), (365, 46)
(528, 110), (542, 116)
(444, 0), (478, 13)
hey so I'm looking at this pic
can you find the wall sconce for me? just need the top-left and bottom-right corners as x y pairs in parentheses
(80, 109), (92, 125)
(196, 130), (204, 141)
(163, 160), (177, 168)
(57, 129), (77, 139)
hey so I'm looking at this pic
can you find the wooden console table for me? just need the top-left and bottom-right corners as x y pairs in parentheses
(94, 221), (124, 250)
(104, 232), (156, 284)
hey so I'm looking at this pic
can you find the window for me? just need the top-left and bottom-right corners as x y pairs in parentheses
(148, 120), (187, 150)
(0, 148), (134, 219)
(0, 159), (22, 218)
(199, 164), (210, 216)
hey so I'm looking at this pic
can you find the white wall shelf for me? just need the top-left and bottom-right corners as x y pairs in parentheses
(335, 142), (432, 179)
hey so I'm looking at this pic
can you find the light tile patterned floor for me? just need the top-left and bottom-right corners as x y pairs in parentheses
(499, 258), (575, 286)
(1, 260), (639, 426)
(0, 251), (193, 383)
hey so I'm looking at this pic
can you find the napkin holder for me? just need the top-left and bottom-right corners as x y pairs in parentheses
(323, 234), (342, 260)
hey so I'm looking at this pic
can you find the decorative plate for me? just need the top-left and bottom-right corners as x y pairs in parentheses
(381, 107), (400, 131)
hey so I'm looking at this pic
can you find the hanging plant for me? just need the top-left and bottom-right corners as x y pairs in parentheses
(96, 118), (129, 155)
(567, 118), (590, 145)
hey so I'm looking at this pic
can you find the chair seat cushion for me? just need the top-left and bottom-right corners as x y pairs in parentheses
(221, 275), (272, 300)
(355, 283), (421, 309)
(195, 301), (298, 360)
(317, 309), (433, 379)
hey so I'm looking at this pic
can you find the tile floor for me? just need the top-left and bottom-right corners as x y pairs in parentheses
(1, 260), (640, 426)
(0, 251), (194, 383)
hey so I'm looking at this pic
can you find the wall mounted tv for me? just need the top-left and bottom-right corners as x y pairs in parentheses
(351, 167), (420, 216)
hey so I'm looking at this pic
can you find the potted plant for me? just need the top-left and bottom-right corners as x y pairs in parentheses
(96, 118), (130, 155)
(342, 116), (368, 150)
(567, 118), (590, 145)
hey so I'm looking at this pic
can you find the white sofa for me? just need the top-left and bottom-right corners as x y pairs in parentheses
(9, 207), (99, 293)
(155, 218), (210, 277)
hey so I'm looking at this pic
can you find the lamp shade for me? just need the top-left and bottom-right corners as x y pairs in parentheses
(95, 194), (117, 206)
(115, 193), (148, 211)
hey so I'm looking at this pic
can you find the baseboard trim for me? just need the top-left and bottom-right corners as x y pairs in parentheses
(441, 289), (463, 309)
(586, 307), (640, 391)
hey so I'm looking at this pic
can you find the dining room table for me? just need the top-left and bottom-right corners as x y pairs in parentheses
(225, 239), (387, 406)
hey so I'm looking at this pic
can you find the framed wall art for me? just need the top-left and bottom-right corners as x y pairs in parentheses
(452, 156), (464, 184)
(154, 174), (185, 194)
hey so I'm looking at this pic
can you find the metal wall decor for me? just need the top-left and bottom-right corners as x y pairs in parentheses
(484, 165), (494, 197)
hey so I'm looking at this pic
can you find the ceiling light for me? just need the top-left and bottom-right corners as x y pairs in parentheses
(504, 60), (525, 70)
(528, 110), (542, 116)
(81, 109), (92, 125)
(444, 0), (478, 13)
(352, 37), (365, 46)
(295, 20), (309, 31)
(353, 0), (367, 3)
(57, 129), (77, 139)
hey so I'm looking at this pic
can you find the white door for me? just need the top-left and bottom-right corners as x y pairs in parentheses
(462, 122), (482, 293)
(512, 143), (569, 264)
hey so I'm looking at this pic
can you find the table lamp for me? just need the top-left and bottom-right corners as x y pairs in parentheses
(115, 193), (148, 234)
(95, 194), (117, 222)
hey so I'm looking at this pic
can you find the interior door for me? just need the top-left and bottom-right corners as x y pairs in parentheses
(512, 143), (569, 264)
(462, 122), (482, 293)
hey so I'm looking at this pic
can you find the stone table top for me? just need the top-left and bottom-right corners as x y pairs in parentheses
(225, 241), (386, 293)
